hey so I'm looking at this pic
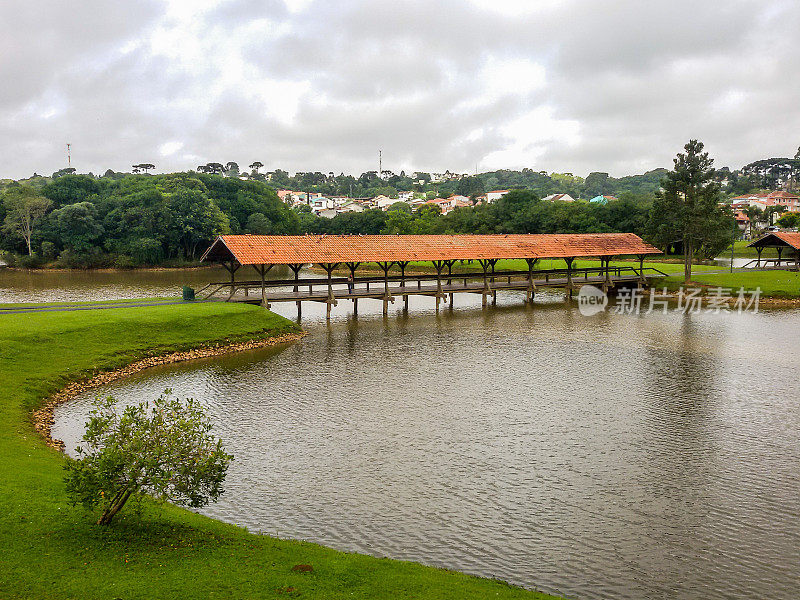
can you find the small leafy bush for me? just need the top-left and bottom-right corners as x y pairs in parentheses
(64, 391), (233, 525)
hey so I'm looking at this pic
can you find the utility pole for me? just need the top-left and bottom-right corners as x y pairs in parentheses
(66, 143), (71, 167)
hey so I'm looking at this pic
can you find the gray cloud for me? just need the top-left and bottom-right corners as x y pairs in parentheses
(1, 0), (798, 179)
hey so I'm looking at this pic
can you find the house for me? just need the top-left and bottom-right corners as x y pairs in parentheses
(289, 191), (308, 204)
(486, 190), (509, 203)
(338, 201), (365, 213)
(310, 196), (335, 214)
(589, 195), (618, 204)
(398, 190), (414, 201)
(276, 189), (293, 203)
(422, 196), (470, 215)
(542, 193), (576, 202)
(735, 211), (751, 235)
(373, 195), (396, 209)
(730, 191), (799, 212)
(768, 191), (800, 212)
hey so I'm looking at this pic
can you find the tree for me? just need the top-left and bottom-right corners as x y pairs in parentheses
(583, 172), (610, 198)
(647, 140), (732, 283)
(64, 392), (232, 525)
(50, 202), (104, 254)
(132, 164), (155, 174)
(765, 205), (787, 226)
(249, 161), (264, 174)
(777, 211), (800, 229)
(2, 187), (52, 255)
(225, 162), (240, 178)
(245, 212), (271, 234)
(743, 205), (763, 236)
(165, 187), (228, 258)
(456, 176), (484, 197)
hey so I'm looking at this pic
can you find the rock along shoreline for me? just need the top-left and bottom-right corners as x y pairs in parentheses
(33, 331), (307, 451)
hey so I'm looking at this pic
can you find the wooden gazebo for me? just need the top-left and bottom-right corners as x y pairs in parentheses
(747, 232), (800, 269)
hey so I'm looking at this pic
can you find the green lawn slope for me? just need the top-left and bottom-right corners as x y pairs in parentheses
(0, 302), (560, 600)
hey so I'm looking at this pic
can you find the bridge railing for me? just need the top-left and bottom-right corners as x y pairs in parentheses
(197, 265), (668, 299)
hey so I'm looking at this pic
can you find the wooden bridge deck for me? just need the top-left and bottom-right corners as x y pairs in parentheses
(219, 272), (655, 310)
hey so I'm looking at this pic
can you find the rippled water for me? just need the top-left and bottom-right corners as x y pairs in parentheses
(0, 266), (289, 303)
(50, 288), (800, 600)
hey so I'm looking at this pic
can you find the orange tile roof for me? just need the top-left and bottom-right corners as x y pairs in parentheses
(748, 231), (800, 250)
(202, 234), (661, 265)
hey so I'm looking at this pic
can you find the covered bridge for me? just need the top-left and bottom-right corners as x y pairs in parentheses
(200, 233), (662, 316)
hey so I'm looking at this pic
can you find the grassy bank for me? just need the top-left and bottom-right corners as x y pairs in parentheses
(0, 302), (559, 600)
(655, 268), (800, 298)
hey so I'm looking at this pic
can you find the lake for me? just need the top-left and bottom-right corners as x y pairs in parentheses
(29, 269), (797, 600)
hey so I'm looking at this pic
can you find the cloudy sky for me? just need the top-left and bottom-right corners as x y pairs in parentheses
(1, 0), (798, 180)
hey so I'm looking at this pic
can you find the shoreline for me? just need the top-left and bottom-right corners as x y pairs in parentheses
(3, 263), (216, 274)
(33, 331), (307, 451)
(2, 302), (555, 599)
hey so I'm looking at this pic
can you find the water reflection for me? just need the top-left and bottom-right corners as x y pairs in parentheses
(51, 293), (800, 600)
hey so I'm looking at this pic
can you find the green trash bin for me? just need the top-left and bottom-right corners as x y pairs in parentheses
(182, 286), (195, 301)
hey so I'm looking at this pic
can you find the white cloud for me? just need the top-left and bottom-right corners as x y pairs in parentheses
(159, 141), (184, 156)
(1, 0), (798, 178)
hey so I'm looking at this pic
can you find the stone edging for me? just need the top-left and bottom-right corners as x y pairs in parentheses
(33, 331), (307, 451)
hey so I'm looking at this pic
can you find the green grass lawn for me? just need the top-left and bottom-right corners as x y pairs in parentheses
(721, 239), (789, 260)
(655, 269), (800, 298)
(0, 302), (560, 600)
(0, 297), (176, 309)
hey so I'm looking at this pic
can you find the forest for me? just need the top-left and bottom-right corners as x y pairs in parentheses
(3, 147), (793, 269)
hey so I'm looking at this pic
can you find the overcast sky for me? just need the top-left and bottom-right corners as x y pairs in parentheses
(2, 0), (798, 180)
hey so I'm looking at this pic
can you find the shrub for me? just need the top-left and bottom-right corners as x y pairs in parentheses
(64, 391), (233, 525)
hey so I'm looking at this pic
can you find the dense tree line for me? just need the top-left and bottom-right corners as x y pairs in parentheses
(238, 166), (670, 200)
(1, 173), (298, 268)
(1, 172), (654, 268)
(4, 138), (786, 269)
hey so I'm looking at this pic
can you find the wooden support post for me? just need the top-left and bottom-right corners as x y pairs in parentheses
(487, 259), (498, 306)
(289, 263), (303, 315)
(252, 264), (273, 307)
(446, 260), (455, 306)
(777, 247), (783, 266)
(479, 259), (490, 307)
(345, 262), (360, 300)
(637, 254), (646, 288)
(601, 255), (613, 292)
(377, 261), (394, 316)
(565, 257), (575, 299)
(525, 258), (538, 303)
(757, 247), (763, 268)
(397, 261), (408, 288)
(321, 262), (339, 320)
(222, 261), (241, 301)
(432, 260), (445, 311)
